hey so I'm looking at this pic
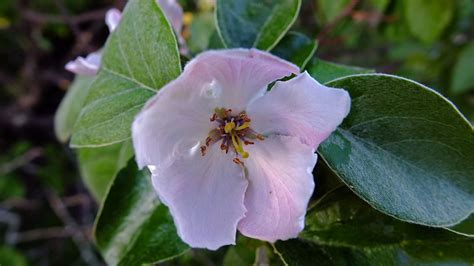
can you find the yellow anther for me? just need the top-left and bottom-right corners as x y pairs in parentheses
(224, 121), (236, 133)
(235, 122), (250, 131)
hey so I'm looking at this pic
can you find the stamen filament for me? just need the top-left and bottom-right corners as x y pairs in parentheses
(235, 122), (250, 131)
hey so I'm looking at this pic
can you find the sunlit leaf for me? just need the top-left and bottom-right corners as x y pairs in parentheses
(70, 0), (181, 147)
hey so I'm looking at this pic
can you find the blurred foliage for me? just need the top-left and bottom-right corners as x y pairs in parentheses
(0, 0), (473, 265)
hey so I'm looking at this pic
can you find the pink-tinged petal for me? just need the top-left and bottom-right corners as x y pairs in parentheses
(238, 135), (317, 242)
(156, 0), (183, 35)
(65, 51), (101, 76)
(132, 69), (221, 169)
(105, 8), (122, 32)
(133, 49), (299, 168)
(184, 49), (299, 111)
(247, 72), (351, 148)
(151, 144), (247, 250)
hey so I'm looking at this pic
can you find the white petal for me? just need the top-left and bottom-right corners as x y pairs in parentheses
(133, 49), (298, 169)
(65, 52), (101, 76)
(105, 8), (122, 32)
(238, 135), (317, 242)
(151, 144), (247, 250)
(247, 72), (351, 148)
(184, 49), (299, 111)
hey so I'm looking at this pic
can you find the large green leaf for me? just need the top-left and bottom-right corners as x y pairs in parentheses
(318, 74), (474, 227)
(54, 75), (94, 142)
(215, 0), (301, 50)
(307, 58), (374, 84)
(403, 0), (454, 43)
(271, 32), (317, 69)
(274, 188), (474, 265)
(451, 43), (474, 95)
(94, 160), (188, 265)
(70, 0), (181, 147)
(77, 141), (133, 202)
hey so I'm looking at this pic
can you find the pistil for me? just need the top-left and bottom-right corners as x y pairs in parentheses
(200, 107), (264, 164)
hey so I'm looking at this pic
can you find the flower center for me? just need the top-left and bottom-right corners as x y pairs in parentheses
(200, 107), (264, 165)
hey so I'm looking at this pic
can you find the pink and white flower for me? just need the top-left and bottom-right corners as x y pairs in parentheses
(65, 0), (184, 76)
(132, 49), (351, 250)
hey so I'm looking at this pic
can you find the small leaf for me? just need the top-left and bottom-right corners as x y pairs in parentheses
(78, 141), (133, 202)
(318, 74), (474, 227)
(0, 246), (28, 266)
(94, 159), (188, 265)
(274, 188), (474, 265)
(216, 0), (301, 50)
(71, 0), (181, 147)
(307, 58), (374, 83)
(451, 43), (474, 95)
(54, 75), (94, 142)
(271, 32), (318, 69)
(403, 0), (454, 43)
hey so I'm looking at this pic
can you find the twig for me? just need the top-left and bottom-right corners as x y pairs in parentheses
(15, 227), (75, 243)
(0, 147), (42, 175)
(22, 8), (109, 25)
(47, 191), (101, 265)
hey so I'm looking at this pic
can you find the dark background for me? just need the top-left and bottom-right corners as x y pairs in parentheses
(0, 0), (473, 265)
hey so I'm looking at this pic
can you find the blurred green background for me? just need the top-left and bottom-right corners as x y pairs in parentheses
(0, 0), (473, 265)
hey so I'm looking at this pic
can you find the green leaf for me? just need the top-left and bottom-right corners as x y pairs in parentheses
(316, 0), (350, 23)
(223, 236), (267, 266)
(448, 215), (474, 237)
(318, 74), (474, 227)
(274, 188), (474, 265)
(78, 141), (133, 202)
(0, 246), (27, 266)
(403, 0), (454, 43)
(307, 58), (374, 83)
(0, 174), (25, 201)
(215, 0), (301, 50)
(187, 12), (215, 54)
(451, 43), (474, 95)
(54, 75), (94, 142)
(70, 0), (181, 147)
(271, 32), (318, 69)
(368, 0), (390, 11)
(94, 159), (188, 265)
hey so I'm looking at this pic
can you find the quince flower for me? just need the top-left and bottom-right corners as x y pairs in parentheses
(65, 0), (184, 76)
(132, 49), (351, 250)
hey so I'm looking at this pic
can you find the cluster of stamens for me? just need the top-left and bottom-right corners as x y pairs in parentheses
(200, 108), (264, 165)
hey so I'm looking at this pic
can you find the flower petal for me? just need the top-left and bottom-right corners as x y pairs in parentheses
(133, 49), (298, 168)
(238, 135), (316, 242)
(151, 144), (247, 250)
(247, 72), (351, 148)
(65, 51), (102, 76)
(184, 49), (299, 111)
(132, 74), (218, 169)
(105, 8), (122, 32)
(156, 0), (183, 35)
